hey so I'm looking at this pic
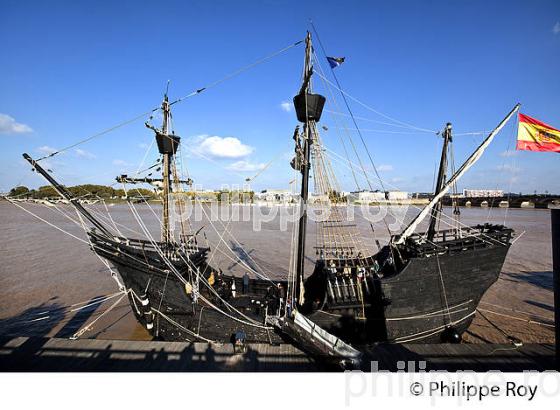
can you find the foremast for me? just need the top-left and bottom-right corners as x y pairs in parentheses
(145, 94), (181, 245)
(160, 96), (172, 244)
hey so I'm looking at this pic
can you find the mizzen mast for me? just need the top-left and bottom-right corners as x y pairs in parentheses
(427, 122), (452, 241)
(395, 103), (520, 245)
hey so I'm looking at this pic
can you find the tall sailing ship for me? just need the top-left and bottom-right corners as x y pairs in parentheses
(18, 31), (519, 362)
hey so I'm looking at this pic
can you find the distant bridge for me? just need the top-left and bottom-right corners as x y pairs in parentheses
(441, 195), (560, 209)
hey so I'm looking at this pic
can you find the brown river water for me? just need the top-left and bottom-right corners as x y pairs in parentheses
(0, 201), (555, 344)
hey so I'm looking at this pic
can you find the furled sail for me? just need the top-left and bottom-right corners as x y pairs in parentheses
(394, 103), (520, 245)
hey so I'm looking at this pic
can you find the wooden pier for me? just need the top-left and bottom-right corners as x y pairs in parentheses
(0, 336), (555, 372)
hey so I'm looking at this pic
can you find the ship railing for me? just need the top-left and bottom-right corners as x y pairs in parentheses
(90, 232), (208, 260)
(402, 224), (513, 257)
(109, 235), (203, 252)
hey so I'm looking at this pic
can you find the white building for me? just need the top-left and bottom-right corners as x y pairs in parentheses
(386, 191), (409, 201)
(349, 190), (386, 203)
(255, 189), (294, 203)
(463, 189), (503, 198)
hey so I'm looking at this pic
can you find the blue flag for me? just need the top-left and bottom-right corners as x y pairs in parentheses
(327, 56), (345, 69)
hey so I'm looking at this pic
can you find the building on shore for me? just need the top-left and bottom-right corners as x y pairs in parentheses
(254, 189), (294, 204)
(412, 192), (433, 199)
(386, 191), (409, 201)
(349, 190), (386, 203)
(348, 190), (409, 203)
(463, 189), (504, 198)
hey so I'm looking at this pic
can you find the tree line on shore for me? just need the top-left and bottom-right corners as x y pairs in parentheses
(8, 185), (155, 199)
(7, 185), (256, 202)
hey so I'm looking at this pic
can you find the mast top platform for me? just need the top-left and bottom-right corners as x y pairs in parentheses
(292, 32), (326, 123)
(144, 94), (181, 155)
(155, 133), (180, 155)
(293, 93), (326, 123)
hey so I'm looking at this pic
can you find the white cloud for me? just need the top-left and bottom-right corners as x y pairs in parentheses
(553, 22), (560, 35)
(496, 164), (521, 173)
(75, 148), (96, 159)
(191, 135), (254, 159)
(227, 160), (266, 172)
(38, 145), (58, 155)
(112, 159), (130, 166)
(377, 164), (394, 172)
(500, 150), (518, 157)
(280, 101), (292, 112)
(0, 113), (33, 134)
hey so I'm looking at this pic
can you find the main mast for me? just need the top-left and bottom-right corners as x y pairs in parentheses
(146, 93), (181, 244)
(427, 122), (452, 241)
(293, 32), (326, 302)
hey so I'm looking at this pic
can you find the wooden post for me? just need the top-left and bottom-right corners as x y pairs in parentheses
(552, 208), (560, 370)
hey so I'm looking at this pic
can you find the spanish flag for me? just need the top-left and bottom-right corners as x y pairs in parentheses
(517, 114), (560, 152)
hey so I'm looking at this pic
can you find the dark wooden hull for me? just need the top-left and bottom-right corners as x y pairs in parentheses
(305, 243), (508, 344)
(88, 232), (284, 344)
(115, 263), (283, 343)
(89, 224), (511, 347)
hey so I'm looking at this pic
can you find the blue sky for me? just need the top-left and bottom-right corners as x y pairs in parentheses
(1, 0), (559, 194)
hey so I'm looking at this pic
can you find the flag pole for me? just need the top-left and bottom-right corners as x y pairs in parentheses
(551, 208), (560, 370)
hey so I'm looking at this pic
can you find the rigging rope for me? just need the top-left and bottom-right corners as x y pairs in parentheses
(36, 110), (158, 161)
(244, 150), (288, 182)
(126, 201), (273, 329)
(169, 39), (303, 107)
(76, 210), (126, 291)
(313, 54), (363, 190)
(328, 126), (434, 135)
(478, 309), (554, 329)
(36, 39), (304, 162)
(314, 70), (437, 134)
(479, 301), (554, 325)
(5, 198), (90, 244)
(6, 291), (126, 329)
(309, 41), (381, 194)
(324, 148), (509, 247)
(307, 26), (397, 241)
(71, 292), (128, 339)
(325, 109), (437, 132)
